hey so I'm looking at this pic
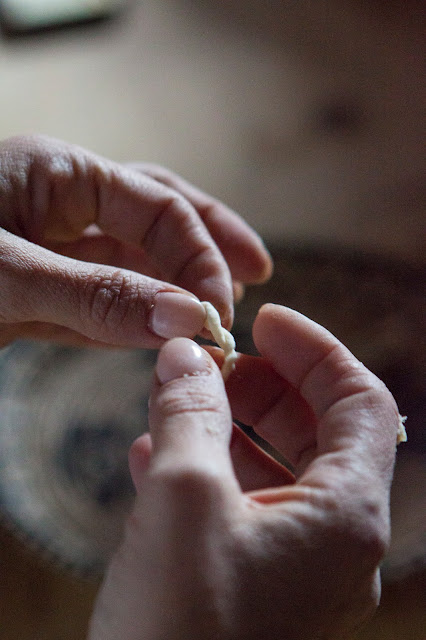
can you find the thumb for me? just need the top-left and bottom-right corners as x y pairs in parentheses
(147, 338), (238, 487)
(0, 229), (206, 347)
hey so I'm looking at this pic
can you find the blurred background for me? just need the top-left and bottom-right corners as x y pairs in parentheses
(0, 1), (424, 638)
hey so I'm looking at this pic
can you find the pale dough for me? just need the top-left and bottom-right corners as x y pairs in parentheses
(201, 301), (238, 380)
(397, 415), (407, 445)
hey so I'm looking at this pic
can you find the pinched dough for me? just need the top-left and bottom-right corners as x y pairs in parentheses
(201, 302), (238, 380)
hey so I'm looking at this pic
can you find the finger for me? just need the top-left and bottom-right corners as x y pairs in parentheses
(0, 229), (206, 347)
(128, 424), (294, 495)
(47, 233), (163, 280)
(50, 235), (246, 306)
(233, 281), (245, 304)
(252, 304), (399, 491)
(230, 424), (294, 491)
(148, 338), (239, 491)
(125, 163), (273, 285)
(0, 135), (233, 326)
(205, 346), (316, 474)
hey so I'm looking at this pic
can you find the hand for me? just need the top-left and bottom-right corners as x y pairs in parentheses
(88, 304), (400, 640)
(0, 135), (271, 348)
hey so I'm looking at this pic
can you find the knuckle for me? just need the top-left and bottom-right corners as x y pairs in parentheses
(165, 194), (194, 224)
(160, 193), (195, 229)
(155, 387), (231, 442)
(333, 496), (389, 567)
(79, 269), (139, 337)
(376, 381), (400, 418)
(359, 377), (401, 438)
(154, 466), (225, 509)
(361, 372), (396, 407)
(143, 193), (196, 266)
(4, 135), (69, 181)
(1, 133), (49, 154)
(142, 163), (171, 181)
(350, 511), (388, 566)
(158, 385), (225, 420)
(313, 488), (389, 570)
(1, 135), (82, 238)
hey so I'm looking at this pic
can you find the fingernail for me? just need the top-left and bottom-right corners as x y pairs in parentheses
(149, 292), (206, 339)
(156, 338), (211, 384)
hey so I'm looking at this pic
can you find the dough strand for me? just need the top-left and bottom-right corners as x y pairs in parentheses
(201, 302), (237, 380)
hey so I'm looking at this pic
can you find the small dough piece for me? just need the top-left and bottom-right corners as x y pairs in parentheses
(397, 415), (407, 445)
(201, 301), (238, 380)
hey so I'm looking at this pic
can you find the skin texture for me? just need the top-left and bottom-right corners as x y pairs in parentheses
(0, 135), (272, 348)
(0, 135), (400, 638)
(89, 304), (400, 640)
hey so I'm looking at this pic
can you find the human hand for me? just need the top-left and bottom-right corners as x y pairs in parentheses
(0, 135), (271, 348)
(89, 304), (400, 640)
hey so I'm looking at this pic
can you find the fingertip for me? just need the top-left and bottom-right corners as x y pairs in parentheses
(156, 337), (214, 385)
(252, 303), (341, 393)
(233, 281), (245, 304)
(233, 239), (273, 285)
(254, 304), (335, 350)
(211, 294), (234, 331)
(256, 247), (274, 283)
(256, 302), (292, 321)
(255, 302), (284, 319)
(149, 338), (235, 479)
(149, 292), (207, 340)
(253, 303), (285, 342)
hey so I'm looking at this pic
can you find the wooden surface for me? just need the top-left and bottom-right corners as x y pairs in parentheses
(0, 523), (424, 640)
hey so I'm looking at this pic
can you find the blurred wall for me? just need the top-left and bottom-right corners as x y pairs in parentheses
(0, 0), (424, 261)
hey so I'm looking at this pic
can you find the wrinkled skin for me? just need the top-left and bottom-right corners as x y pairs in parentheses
(0, 134), (271, 348)
(89, 304), (399, 640)
(0, 134), (400, 640)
